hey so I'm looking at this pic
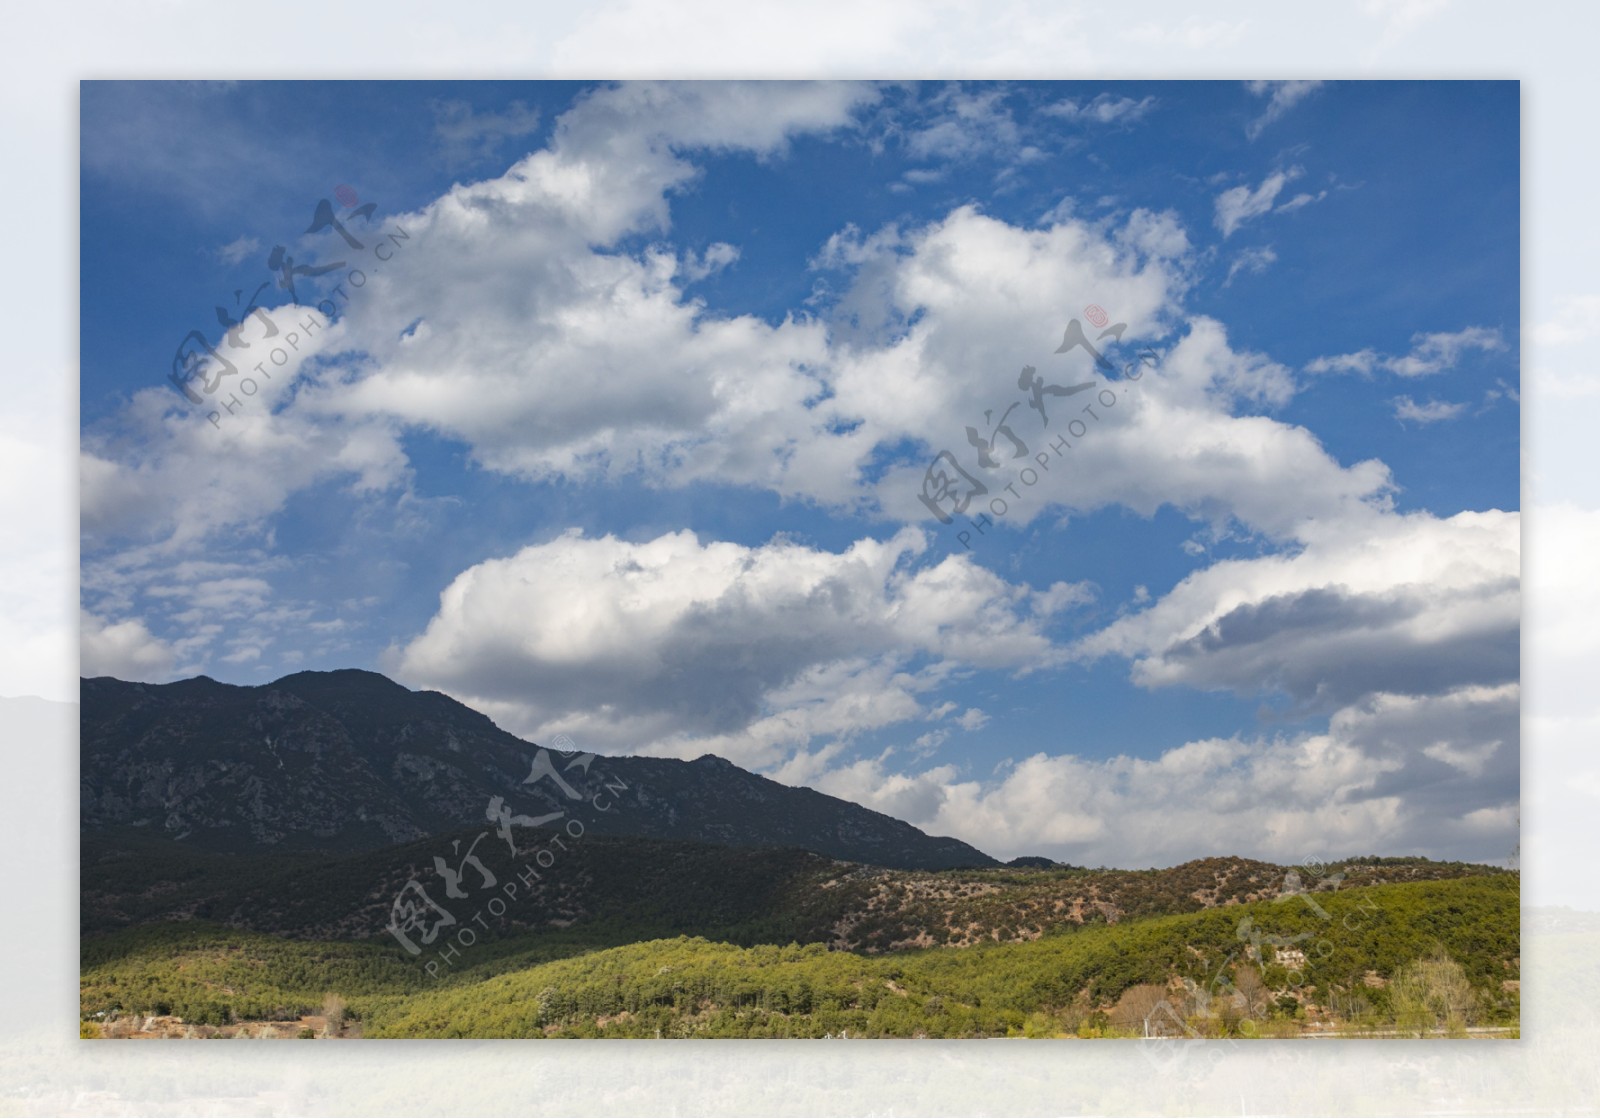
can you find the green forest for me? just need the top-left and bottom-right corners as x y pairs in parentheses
(82, 872), (1519, 1039)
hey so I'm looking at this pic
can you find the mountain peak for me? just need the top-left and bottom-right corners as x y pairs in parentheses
(691, 753), (738, 769)
(81, 671), (998, 870)
(271, 667), (409, 692)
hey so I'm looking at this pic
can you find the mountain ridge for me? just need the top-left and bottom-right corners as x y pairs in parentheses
(79, 670), (996, 871)
(81, 824), (1511, 952)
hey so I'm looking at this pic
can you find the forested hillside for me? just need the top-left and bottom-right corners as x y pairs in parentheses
(78, 672), (1519, 1042)
(81, 875), (1519, 1039)
(82, 828), (1507, 952)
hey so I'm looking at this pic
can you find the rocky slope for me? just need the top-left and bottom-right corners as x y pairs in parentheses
(80, 670), (995, 870)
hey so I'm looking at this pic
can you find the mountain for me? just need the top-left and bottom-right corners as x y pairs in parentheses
(1005, 855), (1061, 869)
(81, 825), (1512, 953)
(79, 670), (996, 870)
(80, 830), (1521, 1039)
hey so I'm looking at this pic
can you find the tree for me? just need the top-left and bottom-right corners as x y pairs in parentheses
(1110, 983), (1172, 1036)
(1329, 988), (1376, 1032)
(321, 993), (347, 1038)
(1390, 950), (1477, 1037)
(1232, 965), (1270, 1020)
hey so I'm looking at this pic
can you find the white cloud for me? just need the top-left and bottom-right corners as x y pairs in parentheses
(873, 314), (1380, 542)
(91, 89), (1389, 569)
(1244, 81), (1324, 139)
(390, 527), (1063, 763)
(904, 85), (1021, 163)
(1043, 93), (1156, 126)
(81, 81), (885, 678)
(680, 241), (740, 281)
(442, 80), (877, 249)
(1308, 326), (1507, 378)
(432, 98), (543, 168)
(820, 225), (1405, 542)
(79, 301), (407, 552)
(1386, 327), (1507, 376)
(1275, 190), (1326, 214)
(910, 729), (948, 758)
(1214, 168), (1301, 237)
(806, 682), (1515, 866)
(80, 84), (1519, 872)
(81, 612), (178, 680)
(1031, 580), (1096, 614)
(1393, 395), (1468, 424)
(215, 235), (260, 266)
(1224, 245), (1278, 287)
(386, 474), (1515, 864)
(318, 194), (1194, 516)
(955, 706), (989, 731)
(80, 548), (352, 682)
(1074, 509), (1518, 711)
(1305, 349), (1380, 376)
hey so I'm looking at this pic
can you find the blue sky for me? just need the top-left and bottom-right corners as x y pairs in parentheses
(80, 80), (1519, 866)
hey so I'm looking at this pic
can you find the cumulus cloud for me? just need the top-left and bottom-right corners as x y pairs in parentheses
(873, 314), (1384, 540)
(79, 301), (408, 551)
(390, 527), (1068, 762)
(955, 706), (989, 730)
(91, 83), (1370, 562)
(384, 463), (1514, 867)
(1307, 326), (1507, 378)
(82, 81), (885, 673)
(81, 612), (178, 680)
(1074, 509), (1518, 712)
(80, 82), (1518, 870)
(681, 241), (740, 281)
(317, 192), (1193, 515)
(806, 681), (1516, 866)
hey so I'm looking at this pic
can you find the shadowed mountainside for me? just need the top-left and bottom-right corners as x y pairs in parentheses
(81, 826), (1510, 954)
(80, 670), (995, 870)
